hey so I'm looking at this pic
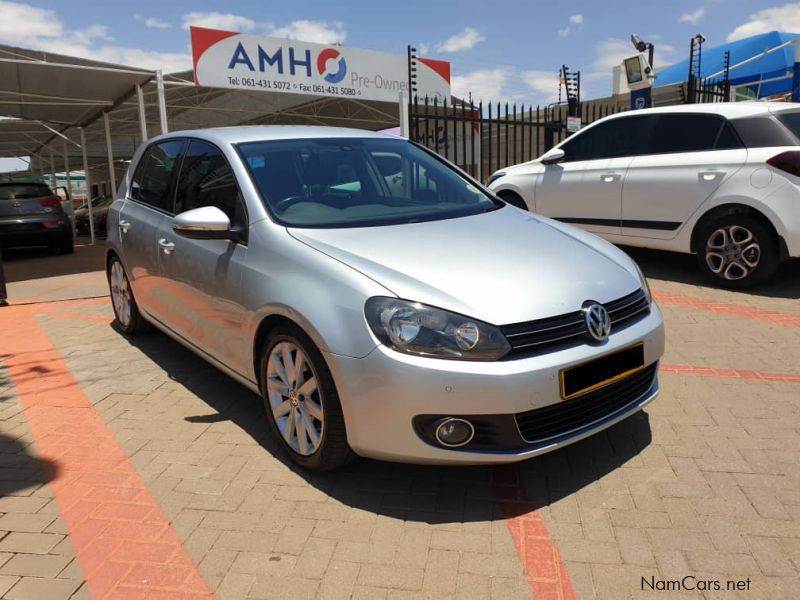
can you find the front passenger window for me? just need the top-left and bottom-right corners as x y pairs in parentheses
(174, 141), (247, 231)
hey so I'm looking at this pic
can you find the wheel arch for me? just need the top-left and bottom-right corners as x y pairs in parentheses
(251, 312), (330, 394)
(690, 202), (788, 259)
(105, 247), (119, 272)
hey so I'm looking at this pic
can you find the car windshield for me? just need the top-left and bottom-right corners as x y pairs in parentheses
(237, 137), (498, 228)
(0, 183), (52, 200)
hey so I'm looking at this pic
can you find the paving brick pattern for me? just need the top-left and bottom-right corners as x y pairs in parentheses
(0, 247), (799, 598)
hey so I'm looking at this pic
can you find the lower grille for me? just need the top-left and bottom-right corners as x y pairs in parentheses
(515, 363), (657, 444)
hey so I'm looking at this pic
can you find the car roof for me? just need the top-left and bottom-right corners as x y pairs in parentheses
(604, 101), (799, 120)
(148, 125), (396, 147)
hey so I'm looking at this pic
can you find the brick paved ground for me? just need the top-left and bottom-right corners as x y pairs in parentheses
(0, 245), (798, 599)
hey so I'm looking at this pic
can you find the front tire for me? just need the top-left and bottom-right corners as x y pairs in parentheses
(695, 214), (779, 288)
(107, 256), (148, 334)
(260, 324), (352, 471)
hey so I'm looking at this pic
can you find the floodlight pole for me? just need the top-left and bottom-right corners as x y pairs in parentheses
(79, 127), (95, 245)
(136, 83), (148, 144)
(156, 70), (169, 134)
(103, 112), (117, 197)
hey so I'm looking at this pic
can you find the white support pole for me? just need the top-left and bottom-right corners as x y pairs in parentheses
(80, 127), (95, 245)
(48, 146), (56, 190)
(156, 70), (168, 134)
(398, 91), (410, 138)
(63, 139), (75, 241)
(103, 111), (117, 197)
(136, 83), (148, 144)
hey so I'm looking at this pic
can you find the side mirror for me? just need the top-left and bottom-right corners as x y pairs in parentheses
(172, 206), (232, 240)
(541, 148), (566, 165)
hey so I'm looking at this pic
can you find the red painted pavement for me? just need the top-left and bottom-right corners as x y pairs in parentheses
(661, 363), (800, 384)
(653, 290), (800, 328)
(0, 303), (215, 599)
(494, 465), (579, 600)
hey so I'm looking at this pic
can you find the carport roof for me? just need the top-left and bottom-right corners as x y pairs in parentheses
(0, 44), (154, 127)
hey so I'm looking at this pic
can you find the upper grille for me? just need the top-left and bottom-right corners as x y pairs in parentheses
(515, 363), (657, 444)
(500, 289), (650, 356)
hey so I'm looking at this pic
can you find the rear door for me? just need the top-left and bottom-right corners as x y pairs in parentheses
(155, 140), (250, 375)
(118, 139), (184, 320)
(534, 115), (655, 237)
(621, 113), (747, 239)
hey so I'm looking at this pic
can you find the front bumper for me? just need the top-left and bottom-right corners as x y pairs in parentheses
(326, 302), (665, 464)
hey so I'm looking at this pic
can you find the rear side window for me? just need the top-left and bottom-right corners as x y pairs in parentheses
(560, 115), (655, 161)
(0, 184), (52, 200)
(174, 141), (246, 229)
(130, 140), (184, 212)
(773, 110), (800, 144)
(731, 116), (797, 148)
(648, 114), (741, 153)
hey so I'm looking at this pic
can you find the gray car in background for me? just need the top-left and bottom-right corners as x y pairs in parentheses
(0, 182), (73, 253)
(106, 126), (664, 471)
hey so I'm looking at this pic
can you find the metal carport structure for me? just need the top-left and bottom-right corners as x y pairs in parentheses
(0, 43), (168, 242)
(0, 44), (406, 243)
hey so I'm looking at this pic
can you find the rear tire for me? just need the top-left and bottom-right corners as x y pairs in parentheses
(260, 324), (352, 471)
(107, 256), (148, 334)
(59, 239), (74, 254)
(695, 214), (779, 289)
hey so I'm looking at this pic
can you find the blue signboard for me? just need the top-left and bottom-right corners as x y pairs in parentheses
(630, 87), (652, 110)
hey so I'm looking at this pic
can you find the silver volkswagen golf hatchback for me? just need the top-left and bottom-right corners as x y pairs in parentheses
(107, 126), (665, 471)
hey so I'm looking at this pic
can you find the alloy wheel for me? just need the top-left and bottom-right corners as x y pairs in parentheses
(109, 261), (132, 327)
(705, 225), (761, 281)
(266, 341), (324, 456)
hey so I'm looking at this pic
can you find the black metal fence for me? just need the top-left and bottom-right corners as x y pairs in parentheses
(409, 96), (625, 183)
(693, 78), (732, 103)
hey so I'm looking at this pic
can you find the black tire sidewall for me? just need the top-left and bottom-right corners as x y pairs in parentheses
(695, 215), (778, 288)
(107, 257), (145, 334)
(260, 325), (351, 471)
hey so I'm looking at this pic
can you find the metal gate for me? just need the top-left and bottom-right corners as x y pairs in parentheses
(408, 96), (624, 184)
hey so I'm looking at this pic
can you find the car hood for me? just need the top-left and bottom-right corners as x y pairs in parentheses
(288, 206), (640, 325)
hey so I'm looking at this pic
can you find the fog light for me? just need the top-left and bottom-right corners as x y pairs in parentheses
(434, 418), (475, 448)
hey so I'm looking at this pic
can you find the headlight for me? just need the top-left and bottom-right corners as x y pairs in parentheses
(365, 297), (511, 361)
(486, 171), (506, 186)
(632, 260), (652, 305)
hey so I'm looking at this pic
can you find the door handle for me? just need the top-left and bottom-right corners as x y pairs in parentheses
(119, 219), (131, 233)
(699, 170), (726, 181)
(600, 173), (621, 183)
(158, 238), (175, 255)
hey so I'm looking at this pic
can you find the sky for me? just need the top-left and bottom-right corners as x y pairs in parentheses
(1, 0), (799, 170)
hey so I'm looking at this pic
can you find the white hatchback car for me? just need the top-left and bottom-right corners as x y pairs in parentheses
(489, 103), (800, 287)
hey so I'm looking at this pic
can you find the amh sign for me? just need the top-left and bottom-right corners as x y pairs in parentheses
(190, 27), (451, 103)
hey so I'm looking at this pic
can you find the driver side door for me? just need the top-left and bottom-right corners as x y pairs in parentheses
(155, 140), (251, 376)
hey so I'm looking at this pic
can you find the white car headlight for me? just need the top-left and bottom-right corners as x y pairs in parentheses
(365, 297), (511, 361)
(486, 171), (506, 186)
